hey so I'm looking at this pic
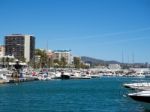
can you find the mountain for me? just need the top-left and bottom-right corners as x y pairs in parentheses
(81, 56), (121, 65)
(81, 56), (149, 68)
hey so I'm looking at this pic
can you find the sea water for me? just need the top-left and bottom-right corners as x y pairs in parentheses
(0, 77), (148, 112)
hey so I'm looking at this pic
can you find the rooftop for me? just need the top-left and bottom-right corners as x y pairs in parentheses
(5, 34), (34, 37)
(53, 50), (71, 52)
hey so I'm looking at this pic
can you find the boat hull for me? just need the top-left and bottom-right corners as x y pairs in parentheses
(128, 94), (150, 110)
(61, 75), (70, 79)
(129, 95), (150, 103)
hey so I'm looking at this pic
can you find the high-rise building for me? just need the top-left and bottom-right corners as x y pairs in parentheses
(5, 34), (35, 62)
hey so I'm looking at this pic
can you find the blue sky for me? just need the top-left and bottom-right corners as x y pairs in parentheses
(0, 0), (150, 63)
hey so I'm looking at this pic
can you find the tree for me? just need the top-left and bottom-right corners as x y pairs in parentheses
(60, 57), (67, 68)
(73, 57), (81, 69)
(53, 59), (59, 64)
(6, 57), (10, 69)
(1, 57), (5, 68)
(53, 59), (59, 68)
(9, 58), (14, 62)
(34, 49), (49, 68)
(48, 58), (53, 68)
(80, 63), (89, 69)
(20, 56), (26, 62)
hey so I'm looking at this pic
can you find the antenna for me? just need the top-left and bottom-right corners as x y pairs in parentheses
(122, 50), (124, 64)
(132, 52), (134, 64)
(128, 55), (129, 64)
(132, 52), (135, 68)
(46, 40), (49, 51)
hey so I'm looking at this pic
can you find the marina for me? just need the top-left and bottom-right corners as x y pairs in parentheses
(0, 0), (150, 112)
(0, 67), (150, 83)
(1, 66), (150, 111)
(0, 77), (148, 112)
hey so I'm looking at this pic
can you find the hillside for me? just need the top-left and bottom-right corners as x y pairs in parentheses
(81, 56), (121, 65)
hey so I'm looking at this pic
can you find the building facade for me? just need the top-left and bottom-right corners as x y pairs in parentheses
(108, 64), (121, 70)
(5, 34), (35, 62)
(0, 45), (5, 57)
(53, 50), (72, 64)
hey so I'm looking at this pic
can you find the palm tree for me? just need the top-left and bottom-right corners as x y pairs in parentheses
(1, 57), (5, 68)
(6, 57), (9, 69)
(73, 57), (81, 69)
(53, 59), (59, 68)
(35, 49), (49, 68)
(60, 57), (67, 68)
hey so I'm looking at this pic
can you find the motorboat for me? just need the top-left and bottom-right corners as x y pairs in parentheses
(128, 91), (150, 110)
(80, 74), (91, 79)
(90, 74), (101, 78)
(61, 74), (70, 79)
(123, 82), (150, 90)
(0, 74), (10, 83)
(60, 72), (70, 79)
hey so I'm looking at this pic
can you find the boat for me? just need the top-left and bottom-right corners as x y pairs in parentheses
(60, 72), (70, 79)
(123, 82), (150, 90)
(61, 74), (70, 79)
(90, 74), (100, 78)
(80, 74), (91, 79)
(50, 72), (61, 79)
(0, 74), (10, 83)
(128, 91), (150, 110)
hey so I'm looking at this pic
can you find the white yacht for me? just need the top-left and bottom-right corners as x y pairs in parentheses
(123, 82), (150, 90)
(128, 91), (150, 110)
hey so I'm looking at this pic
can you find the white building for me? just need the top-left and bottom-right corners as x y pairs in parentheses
(108, 64), (121, 70)
(0, 45), (5, 57)
(53, 50), (72, 64)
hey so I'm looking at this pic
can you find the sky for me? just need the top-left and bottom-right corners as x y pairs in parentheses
(0, 0), (150, 63)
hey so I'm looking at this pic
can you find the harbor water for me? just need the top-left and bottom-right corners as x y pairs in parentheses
(0, 77), (149, 112)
